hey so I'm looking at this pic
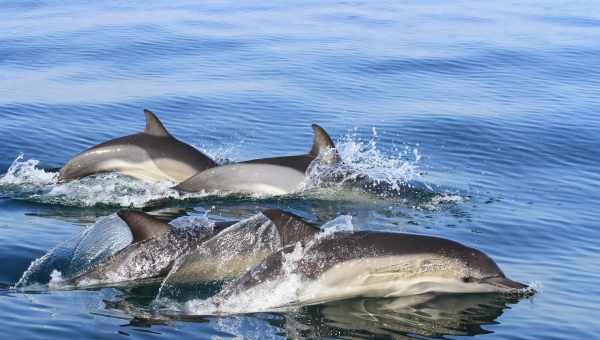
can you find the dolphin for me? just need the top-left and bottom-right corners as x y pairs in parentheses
(173, 124), (338, 195)
(218, 214), (530, 307)
(67, 210), (234, 287)
(69, 209), (316, 288)
(59, 109), (217, 182)
(158, 209), (320, 298)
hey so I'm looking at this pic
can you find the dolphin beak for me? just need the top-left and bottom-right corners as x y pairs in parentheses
(483, 276), (529, 290)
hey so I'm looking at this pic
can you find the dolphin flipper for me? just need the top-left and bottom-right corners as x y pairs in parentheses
(261, 209), (320, 247)
(117, 210), (172, 243)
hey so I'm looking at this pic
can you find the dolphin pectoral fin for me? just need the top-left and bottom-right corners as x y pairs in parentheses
(309, 124), (338, 165)
(261, 209), (320, 247)
(143, 109), (171, 137)
(117, 210), (172, 243)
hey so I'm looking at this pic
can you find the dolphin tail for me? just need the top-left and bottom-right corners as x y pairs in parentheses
(143, 109), (171, 137)
(117, 210), (173, 243)
(309, 124), (338, 165)
(261, 208), (320, 247)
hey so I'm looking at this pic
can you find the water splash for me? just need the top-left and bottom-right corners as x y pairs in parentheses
(181, 243), (307, 315)
(14, 214), (133, 289)
(304, 130), (424, 196)
(0, 154), (57, 187)
(48, 270), (65, 289)
(163, 216), (356, 316)
(0, 154), (185, 207)
(0, 131), (460, 207)
(318, 215), (355, 238)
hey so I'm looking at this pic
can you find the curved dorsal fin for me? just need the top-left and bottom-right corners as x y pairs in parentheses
(261, 208), (320, 247)
(143, 109), (171, 137)
(117, 210), (172, 243)
(309, 124), (338, 165)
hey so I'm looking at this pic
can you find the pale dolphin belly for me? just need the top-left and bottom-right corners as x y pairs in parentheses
(175, 163), (307, 195)
(60, 134), (216, 182)
(295, 255), (497, 305)
(60, 144), (173, 182)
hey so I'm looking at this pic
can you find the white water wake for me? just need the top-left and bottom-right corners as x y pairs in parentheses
(0, 132), (463, 207)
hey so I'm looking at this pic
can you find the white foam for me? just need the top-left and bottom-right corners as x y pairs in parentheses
(0, 154), (192, 207)
(318, 215), (355, 238)
(176, 243), (308, 316)
(0, 154), (57, 187)
(304, 131), (422, 193)
(48, 270), (65, 289)
(421, 193), (469, 210)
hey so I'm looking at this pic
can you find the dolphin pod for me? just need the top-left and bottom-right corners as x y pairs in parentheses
(63, 207), (530, 307)
(59, 109), (338, 196)
(46, 112), (532, 314)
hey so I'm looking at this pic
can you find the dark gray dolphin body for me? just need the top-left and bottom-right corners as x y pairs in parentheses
(220, 214), (529, 306)
(174, 124), (338, 195)
(162, 209), (319, 285)
(68, 209), (315, 288)
(59, 109), (217, 182)
(68, 211), (234, 287)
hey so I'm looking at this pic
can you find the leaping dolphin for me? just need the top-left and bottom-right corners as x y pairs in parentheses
(59, 109), (217, 182)
(173, 124), (338, 195)
(218, 213), (530, 307)
(68, 209), (316, 288)
(68, 210), (234, 287)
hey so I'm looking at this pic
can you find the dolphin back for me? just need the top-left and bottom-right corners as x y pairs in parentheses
(174, 124), (338, 194)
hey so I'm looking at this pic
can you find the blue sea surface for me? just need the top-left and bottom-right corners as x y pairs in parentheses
(1, 1), (599, 338)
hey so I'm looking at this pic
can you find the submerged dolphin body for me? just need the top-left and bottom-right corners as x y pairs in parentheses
(220, 214), (530, 306)
(162, 209), (320, 285)
(59, 109), (217, 182)
(68, 211), (234, 287)
(174, 124), (338, 195)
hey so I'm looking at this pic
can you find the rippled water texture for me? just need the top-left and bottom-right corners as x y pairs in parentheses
(1, 1), (599, 339)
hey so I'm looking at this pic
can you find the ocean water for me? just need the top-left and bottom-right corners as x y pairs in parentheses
(1, 0), (599, 338)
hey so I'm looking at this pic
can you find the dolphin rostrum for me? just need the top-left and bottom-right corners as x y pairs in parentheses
(68, 210), (234, 287)
(173, 124), (338, 195)
(59, 109), (217, 182)
(219, 213), (530, 307)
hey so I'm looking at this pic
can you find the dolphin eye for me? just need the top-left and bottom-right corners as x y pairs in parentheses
(462, 277), (476, 283)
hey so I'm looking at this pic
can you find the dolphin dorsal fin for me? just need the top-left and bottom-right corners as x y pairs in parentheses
(309, 124), (338, 165)
(143, 109), (171, 137)
(117, 210), (172, 243)
(261, 208), (320, 247)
